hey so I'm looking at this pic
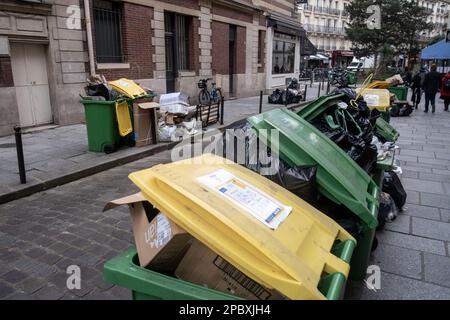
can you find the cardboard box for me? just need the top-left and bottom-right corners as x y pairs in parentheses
(133, 102), (159, 147)
(103, 193), (193, 271)
(175, 240), (287, 300)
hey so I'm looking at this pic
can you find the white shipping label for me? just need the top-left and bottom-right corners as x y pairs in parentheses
(145, 214), (172, 249)
(197, 169), (292, 230)
(364, 94), (380, 107)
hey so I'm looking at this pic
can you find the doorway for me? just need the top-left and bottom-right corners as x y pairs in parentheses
(165, 12), (191, 93)
(228, 25), (237, 97)
(10, 43), (52, 127)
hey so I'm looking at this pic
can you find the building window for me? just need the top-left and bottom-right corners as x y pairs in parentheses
(165, 12), (191, 71)
(93, 0), (123, 63)
(258, 30), (264, 65)
(272, 33), (296, 74)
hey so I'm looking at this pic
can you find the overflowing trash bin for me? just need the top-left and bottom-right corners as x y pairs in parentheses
(248, 108), (378, 280)
(80, 76), (156, 153)
(103, 154), (356, 300)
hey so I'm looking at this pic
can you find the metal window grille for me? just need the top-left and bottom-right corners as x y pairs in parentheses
(93, 0), (123, 63)
(165, 12), (190, 71)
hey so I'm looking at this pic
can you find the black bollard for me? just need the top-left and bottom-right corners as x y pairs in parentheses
(317, 81), (321, 98)
(326, 79), (330, 94)
(14, 126), (26, 184)
(220, 98), (224, 125)
(303, 84), (308, 101)
(259, 90), (263, 114)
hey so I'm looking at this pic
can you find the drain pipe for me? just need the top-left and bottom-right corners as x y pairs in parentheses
(84, 0), (95, 76)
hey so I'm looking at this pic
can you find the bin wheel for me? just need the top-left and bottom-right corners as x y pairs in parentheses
(104, 144), (116, 154)
(371, 236), (379, 252)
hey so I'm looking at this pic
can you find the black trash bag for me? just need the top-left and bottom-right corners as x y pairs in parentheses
(84, 83), (121, 101)
(383, 171), (407, 210)
(346, 142), (377, 173)
(312, 116), (377, 173)
(369, 109), (381, 126)
(390, 105), (400, 117)
(268, 89), (283, 104)
(399, 104), (413, 117)
(265, 162), (318, 204)
(223, 121), (318, 203)
(378, 192), (398, 230)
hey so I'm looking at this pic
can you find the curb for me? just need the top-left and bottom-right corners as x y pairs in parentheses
(0, 100), (312, 204)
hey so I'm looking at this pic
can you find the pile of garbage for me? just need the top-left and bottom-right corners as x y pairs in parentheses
(157, 92), (199, 142)
(83, 75), (152, 100)
(268, 78), (304, 105)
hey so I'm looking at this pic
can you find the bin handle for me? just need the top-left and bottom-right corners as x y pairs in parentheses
(366, 181), (380, 229)
(318, 272), (347, 300)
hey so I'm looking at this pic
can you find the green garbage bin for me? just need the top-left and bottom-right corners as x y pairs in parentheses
(297, 94), (399, 142)
(375, 117), (399, 142)
(81, 93), (157, 153)
(80, 99), (122, 153)
(103, 247), (240, 300)
(248, 108), (379, 281)
(388, 87), (408, 101)
(346, 71), (357, 85)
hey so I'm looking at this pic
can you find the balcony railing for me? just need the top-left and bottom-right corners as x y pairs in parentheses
(303, 24), (346, 35)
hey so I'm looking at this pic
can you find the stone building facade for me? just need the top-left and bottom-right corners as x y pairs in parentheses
(0, 0), (305, 136)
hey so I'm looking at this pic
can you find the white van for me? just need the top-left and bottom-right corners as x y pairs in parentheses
(347, 56), (375, 71)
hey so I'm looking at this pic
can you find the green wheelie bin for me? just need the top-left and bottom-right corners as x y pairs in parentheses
(248, 108), (379, 281)
(80, 99), (122, 153)
(81, 93), (157, 153)
(388, 86), (408, 101)
(104, 247), (240, 300)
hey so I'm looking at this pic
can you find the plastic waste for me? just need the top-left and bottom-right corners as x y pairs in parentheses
(378, 192), (398, 230)
(383, 171), (407, 210)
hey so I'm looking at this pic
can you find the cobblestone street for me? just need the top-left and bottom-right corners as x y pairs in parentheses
(1, 99), (450, 300)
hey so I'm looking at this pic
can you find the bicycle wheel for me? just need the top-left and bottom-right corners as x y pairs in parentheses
(199, 89), (211, 106)
(215, 88), (223, 103)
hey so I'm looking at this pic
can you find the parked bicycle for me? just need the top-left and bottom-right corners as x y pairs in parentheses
(198, 78), (223, 106)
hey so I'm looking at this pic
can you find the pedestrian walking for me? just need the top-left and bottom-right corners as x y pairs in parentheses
(411, 67), (427, 109)
(422, 64), (442, 113)
(440, 70), (450, 111)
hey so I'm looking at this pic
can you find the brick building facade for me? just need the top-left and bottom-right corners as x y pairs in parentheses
(0, 0), (304, 136)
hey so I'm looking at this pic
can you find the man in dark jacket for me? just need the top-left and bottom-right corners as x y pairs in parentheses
(411, 67), (427, 109)
(422, 64), (442, 113)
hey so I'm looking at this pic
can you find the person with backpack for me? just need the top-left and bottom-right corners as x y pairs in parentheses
(422, 64), (442, 113)
(440, 71), (450, 111)
(411, 66), (427, 109)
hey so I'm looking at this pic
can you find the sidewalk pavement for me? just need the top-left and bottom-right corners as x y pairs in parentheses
(0, 85), (322, 204)
(0, 89), (449, 300)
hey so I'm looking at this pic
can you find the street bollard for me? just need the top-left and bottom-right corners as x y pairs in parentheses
(14, 126), (26, 184)
(303, 84), (308, 101)
(326, 79), (330, 94)
(259, 90), (263, 114)
(220, 98), (224, 125)
(317, 81), (321, 98)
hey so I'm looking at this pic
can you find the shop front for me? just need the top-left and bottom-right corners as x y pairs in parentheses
(332, 50), (354, 68)
(266, 14), (306, 90)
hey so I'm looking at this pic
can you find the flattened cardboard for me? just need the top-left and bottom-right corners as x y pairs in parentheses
(175, 240), (286, 300)
(104, 193), (192, 270)
(133, 102), (159, 147)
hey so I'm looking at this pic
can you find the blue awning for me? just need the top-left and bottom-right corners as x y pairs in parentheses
(421, 39), (450, 60)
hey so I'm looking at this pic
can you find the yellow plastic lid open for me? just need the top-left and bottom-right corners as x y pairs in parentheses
(129, 154), (356, 300)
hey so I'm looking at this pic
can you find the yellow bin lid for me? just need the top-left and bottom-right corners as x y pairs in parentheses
(367, 80), (390, 89)
(129, 154), (356, 300)
(109, 78), (147, 99)
(356, 88), (391, 111)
